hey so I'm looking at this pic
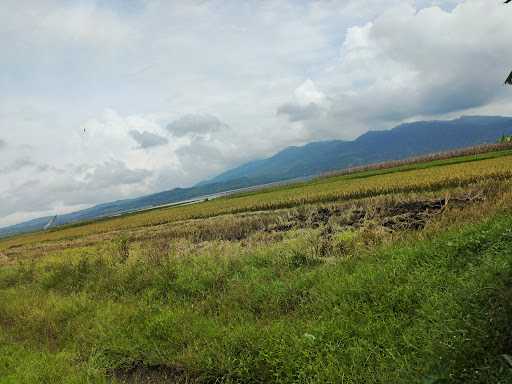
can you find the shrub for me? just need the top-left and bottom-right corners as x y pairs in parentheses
(114, 236), (130, 263)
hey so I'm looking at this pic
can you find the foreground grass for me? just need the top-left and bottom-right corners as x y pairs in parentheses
(1, 210), (512, 383)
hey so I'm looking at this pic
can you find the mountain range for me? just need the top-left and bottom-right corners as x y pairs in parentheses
(1, 115), (511, 238)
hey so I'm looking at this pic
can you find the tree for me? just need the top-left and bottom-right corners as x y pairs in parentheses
(506, 72), (512, 86)
(506, 1), (512, 84)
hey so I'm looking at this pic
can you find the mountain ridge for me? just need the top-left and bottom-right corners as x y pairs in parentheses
(204, 115), (512, 185)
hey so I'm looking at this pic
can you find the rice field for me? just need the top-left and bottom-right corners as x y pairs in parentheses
(2, 150), (511, 251)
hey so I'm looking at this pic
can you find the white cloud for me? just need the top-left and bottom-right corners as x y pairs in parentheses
(129, 130), (168, 149)
(166, 114), (227, 138)
(277, 79), (329, 122)
(277, 102), (323, 123)
(294, 79), (327, 106)
(0, 158), (35, 174)
(0, 159), (153, 220)
(278, 0), (512, 140)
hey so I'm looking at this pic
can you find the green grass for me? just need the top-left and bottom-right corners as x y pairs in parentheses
(1, 211), (512, 383)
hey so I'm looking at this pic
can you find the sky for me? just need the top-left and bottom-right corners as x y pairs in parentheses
(0, 0), (511, 227)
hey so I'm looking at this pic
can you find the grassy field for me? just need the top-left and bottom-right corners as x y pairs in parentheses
(1, 150), (512, 383)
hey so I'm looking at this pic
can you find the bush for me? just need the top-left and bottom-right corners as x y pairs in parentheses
(114, 236), (130, 263)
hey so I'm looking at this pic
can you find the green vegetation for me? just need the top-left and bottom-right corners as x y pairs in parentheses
(1, 150), (512, 383)
(499, 135), (512, 144)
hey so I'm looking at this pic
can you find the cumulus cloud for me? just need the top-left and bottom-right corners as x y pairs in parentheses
(277, 102), (323, 122)
(277, 79), (328, 122)
(0, 158), (35, 174)
(359, 2), (510, 115)
(294, 79), (327, 105)
(175, 136), (234, 178)
(276, 0), (512, 140)
(0, 159), (152, 218)
(79, 160), (152, 190)
(129, 130), (168, 149)
(166, 114), (228, 138)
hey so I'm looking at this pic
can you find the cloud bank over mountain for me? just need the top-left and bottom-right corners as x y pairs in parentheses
(129, 130), (168, 149)
(1, 0), (511, 227)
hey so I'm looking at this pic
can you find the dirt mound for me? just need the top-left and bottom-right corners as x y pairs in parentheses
(379, 198), (447, 231)
(265, 191), (484, 235)
(379, 192), (484, 231)
(309, 207), (333, 226)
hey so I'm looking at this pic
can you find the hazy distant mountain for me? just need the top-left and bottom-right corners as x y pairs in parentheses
(0, 178), (259, 238)
(204, 116), (512, 185)
(1, 115), (511, 238)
